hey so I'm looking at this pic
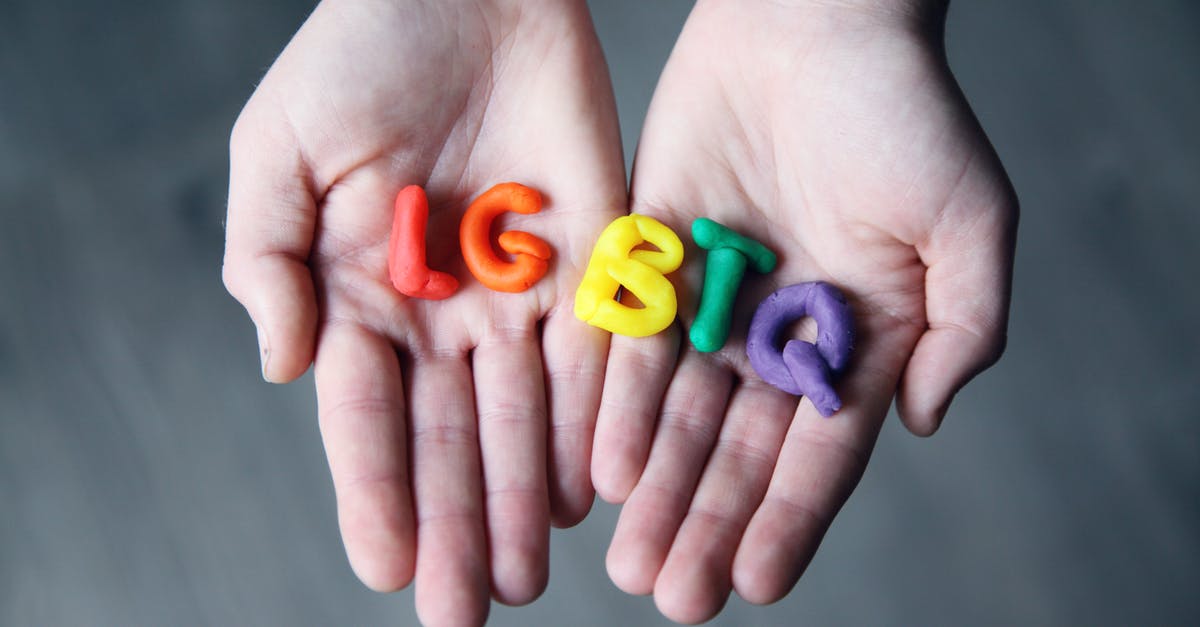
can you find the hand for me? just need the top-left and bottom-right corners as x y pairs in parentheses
(222, 1), (624, 624)
(590, 0), (1017, 622)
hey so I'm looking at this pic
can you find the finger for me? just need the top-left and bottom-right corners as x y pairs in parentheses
(732, 333), (908, 605)
(898, 177), (1017, 436)
(314, 322), (414, 592)
(223, 110), (318, 382)
(541, 308), (609, 527)
(652, 383), (795, 624)
(473, 326), (550, 606)
(605, 352), (732, 596)
(409, 354), (490, 627)
(591, 328), (681, 503)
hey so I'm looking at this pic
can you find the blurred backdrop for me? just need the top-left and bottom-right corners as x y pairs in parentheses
(1, 0), (1197, 624)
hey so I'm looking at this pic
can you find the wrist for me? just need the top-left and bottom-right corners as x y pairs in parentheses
(698, 0), (948, 40)
(484, 0), (589, 19)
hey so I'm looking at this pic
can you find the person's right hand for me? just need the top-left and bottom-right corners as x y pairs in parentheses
(591, 0), (1017, 622)
(222, 1), (625, 624)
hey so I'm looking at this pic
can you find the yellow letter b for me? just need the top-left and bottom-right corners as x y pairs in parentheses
(574, 215), (684, 337)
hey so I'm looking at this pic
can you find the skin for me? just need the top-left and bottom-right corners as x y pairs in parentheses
(225, 0), (1017, 624)
(591, 0), (1017, 623)
(221, 0), (624, 625)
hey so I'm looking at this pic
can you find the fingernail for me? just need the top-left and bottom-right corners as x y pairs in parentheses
(256, 325), (271, 382)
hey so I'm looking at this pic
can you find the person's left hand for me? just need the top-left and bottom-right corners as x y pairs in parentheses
(590, 1), (1017, 622)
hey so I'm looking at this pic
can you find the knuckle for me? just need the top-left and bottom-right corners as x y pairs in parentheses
(411, 423), (475, 449)
(319, 396), (396, 426)
(761, 492), (829, 530)
(632, 481), (692, 519)
(795, 428), (869, 479)
(713, 438), (776, 478)
(482, 319), (536, 345)
(485, 484), (543, 502)
(479, 399), (545, 427)
(658, 410), (719, 448)
(686, 504), (741, 535)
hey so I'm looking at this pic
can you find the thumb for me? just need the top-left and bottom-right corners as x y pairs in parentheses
(898, 159), (1017, 436)
(221, 110), (318, 383)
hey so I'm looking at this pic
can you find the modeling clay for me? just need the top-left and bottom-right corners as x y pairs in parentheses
(460, 182), (551, 293)
(689, 218), (777, 352)
(574, 215), (684, 337)
(387, 185), (460, 300)
(746, 282), (854, 416)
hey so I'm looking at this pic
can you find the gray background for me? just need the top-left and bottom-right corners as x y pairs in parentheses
(2, 0), (1197, 625)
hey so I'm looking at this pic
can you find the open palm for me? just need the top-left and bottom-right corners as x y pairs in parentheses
(591, 2), (1016, 622)
(222, 1), (624, 624)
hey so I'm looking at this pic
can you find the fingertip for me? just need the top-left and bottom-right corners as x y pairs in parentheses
(225, 253), (317, 383)
(895, 392), (936, 437)
(548, 442), (597, 526)
(730, 540), (794, 606)
(261, 335), (314, 383)
(605, 531), (658, 596)
(348, 548), (414, 594)
(338, 482), (417, 594)
(732, 570), (789, 606)
(605, 551), (652, 596)
(491, 548), (549, 606)
(652, 520), (738, 624)
(414, 533), (491, 627)
(339, 485), (416, 593)
(898, 324), (1000, 437)
(549, 487), (594, 528)
(898, 395), (950, 438)
(591, 451), (639, 504)
(416, 581), (490, 627)
(484, 491), (550, 607)
(731, 500), (824, 607)
(653, 570), (728, 625)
